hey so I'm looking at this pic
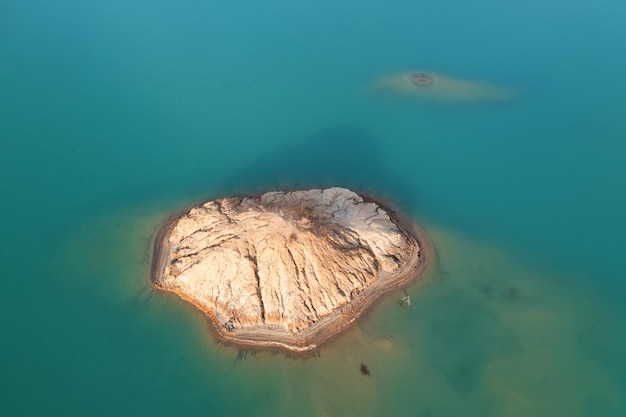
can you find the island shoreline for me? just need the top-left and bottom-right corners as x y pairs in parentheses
(148, 188), (435, 356)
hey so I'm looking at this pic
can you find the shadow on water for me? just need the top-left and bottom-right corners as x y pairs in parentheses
(214, 124), (417, 210)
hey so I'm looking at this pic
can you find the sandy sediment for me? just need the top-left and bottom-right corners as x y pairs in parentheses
(373, 70), (514, 102)
(149, 188), (434, 354)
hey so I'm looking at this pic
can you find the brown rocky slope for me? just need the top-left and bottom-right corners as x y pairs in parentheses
(151, 187), (432, 352)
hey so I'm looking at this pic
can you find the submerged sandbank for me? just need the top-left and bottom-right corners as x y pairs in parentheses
(373, 70), (515, 102)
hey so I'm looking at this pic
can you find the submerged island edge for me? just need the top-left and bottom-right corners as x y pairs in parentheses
(149, 188), (435, 354)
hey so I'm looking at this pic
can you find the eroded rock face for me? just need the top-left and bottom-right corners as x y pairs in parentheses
(152, 187), (425, 351)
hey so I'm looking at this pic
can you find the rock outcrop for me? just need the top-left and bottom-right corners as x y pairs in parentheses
(152, 187), (429, 352)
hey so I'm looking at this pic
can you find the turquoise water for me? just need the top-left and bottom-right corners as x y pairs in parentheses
(2, 0), (625, 415)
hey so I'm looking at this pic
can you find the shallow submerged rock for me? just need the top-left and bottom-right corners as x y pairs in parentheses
(152, 187), (430, 352)
(373, 70), (515, 103)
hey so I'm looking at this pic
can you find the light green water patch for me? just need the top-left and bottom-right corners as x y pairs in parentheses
(363, 227), (626, 417)
(64, 206), (625, 417)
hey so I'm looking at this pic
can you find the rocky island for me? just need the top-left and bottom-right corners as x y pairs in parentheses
(151, 187), (432, 352)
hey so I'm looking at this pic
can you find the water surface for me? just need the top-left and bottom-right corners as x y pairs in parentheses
(1, 0), (625, 416)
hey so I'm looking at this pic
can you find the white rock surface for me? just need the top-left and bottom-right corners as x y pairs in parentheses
(154, 187), (422, 347)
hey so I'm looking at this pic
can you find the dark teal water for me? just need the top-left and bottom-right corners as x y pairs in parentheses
(2, 1), (625, 416)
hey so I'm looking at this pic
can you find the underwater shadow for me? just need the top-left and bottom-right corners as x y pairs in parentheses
(425, 290), (521, 396)
(216, 124), (417, 211)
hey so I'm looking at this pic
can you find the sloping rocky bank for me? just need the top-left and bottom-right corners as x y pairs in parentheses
(151, 187), (432, 352)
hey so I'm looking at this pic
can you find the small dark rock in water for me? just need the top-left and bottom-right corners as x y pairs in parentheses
(360, 363), (371, 376)
(480, 284), (493, 297)
(503, 286), (520, 302)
